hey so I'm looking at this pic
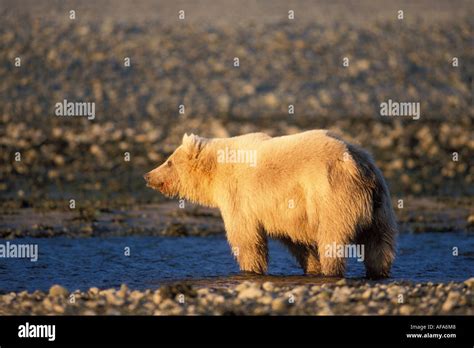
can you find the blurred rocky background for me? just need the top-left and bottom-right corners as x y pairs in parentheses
(0, 0), (473, 209)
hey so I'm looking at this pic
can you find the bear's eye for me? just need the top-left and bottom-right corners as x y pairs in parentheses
(167, 160), (172, 167)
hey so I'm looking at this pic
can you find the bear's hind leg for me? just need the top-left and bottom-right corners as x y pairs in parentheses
(360, 228), (395, 279)
(278, 237), (321, 275)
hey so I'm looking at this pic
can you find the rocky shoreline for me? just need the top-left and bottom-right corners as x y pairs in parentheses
(1, 279), (473, 315)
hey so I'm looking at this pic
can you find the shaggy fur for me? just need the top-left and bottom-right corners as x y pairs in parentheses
(144, 130), (397, 278)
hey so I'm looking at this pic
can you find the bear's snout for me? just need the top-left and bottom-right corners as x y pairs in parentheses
(143, 172), (158, 188)
(144, 171), (167, 192)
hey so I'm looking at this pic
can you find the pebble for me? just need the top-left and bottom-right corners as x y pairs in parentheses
(292, 286), (308, 296)
(49, 285), (68, 297)
(262, 282), (274, 292)
(331, 286), (351, 302)
(160, 299), (178, 310)
(361, 289), (372, 300)
(20, 301), (33, 309)
(399, 305), (414, 315)
(237, 287), (263, 300)
(271, 298), (289, 312)
(259, 296), (273, 305)
(441, 291), (460, 312)
(318, 306), (334, 315)
(53, 304), (65, 313)
(130, 290), (144, 302)
(2, 294), (15, 305)
(463, 277), (474, 289)
(235, 282), (251, 292)
(107, 295), (125, 306)
(42, 298), (53, 311)
(117, 284), (128, 298)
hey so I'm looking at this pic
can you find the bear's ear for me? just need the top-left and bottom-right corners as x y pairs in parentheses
(182, 133), (206, 158)
(182, 133), (195, 145)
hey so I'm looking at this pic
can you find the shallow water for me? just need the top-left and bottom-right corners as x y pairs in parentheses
(0, 233), (473, 292)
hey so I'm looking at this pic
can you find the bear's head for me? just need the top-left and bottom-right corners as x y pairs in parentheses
(144, 133), (209, 199)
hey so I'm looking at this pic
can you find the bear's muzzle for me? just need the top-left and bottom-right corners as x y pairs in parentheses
(144, 172), (167, 193)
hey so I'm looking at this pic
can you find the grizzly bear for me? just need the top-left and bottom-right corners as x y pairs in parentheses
(144, 130), (397, 278)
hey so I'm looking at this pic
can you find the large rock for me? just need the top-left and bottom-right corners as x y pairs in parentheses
(49, 285), (68, 297)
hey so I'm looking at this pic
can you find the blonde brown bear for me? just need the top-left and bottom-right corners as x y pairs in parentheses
(144, 130), (397, 278)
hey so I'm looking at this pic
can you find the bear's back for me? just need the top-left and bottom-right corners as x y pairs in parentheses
(258, 130), (348, 165)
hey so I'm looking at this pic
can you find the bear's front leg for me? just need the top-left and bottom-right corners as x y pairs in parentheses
(231, 239), (268, 274)
(224, 221), (268, 274)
